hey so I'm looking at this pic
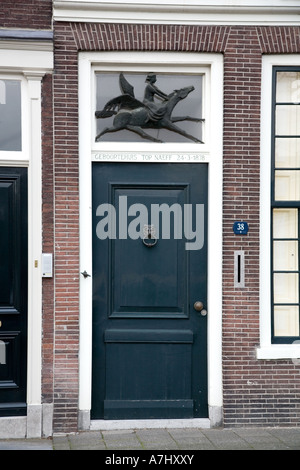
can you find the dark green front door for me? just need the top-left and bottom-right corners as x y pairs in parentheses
(92, 163), (208, 419)
(0, 167), (27, 416)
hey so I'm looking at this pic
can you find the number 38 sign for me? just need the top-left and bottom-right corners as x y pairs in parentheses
(233, 221), (249, 235)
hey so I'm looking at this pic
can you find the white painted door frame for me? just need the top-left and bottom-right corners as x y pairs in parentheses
(78, 51), (223, 429)
(0, 40), (53, 438)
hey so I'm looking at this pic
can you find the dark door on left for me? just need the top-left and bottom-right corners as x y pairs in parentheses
(0, 167), (27, 417)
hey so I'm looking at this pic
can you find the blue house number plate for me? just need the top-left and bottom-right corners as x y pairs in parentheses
(233, 221), (249, 235)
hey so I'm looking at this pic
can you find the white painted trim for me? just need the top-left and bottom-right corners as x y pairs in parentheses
(259, 54), (300, 361)
(0, 42), (53, 72)
(257, 345), (300, 360)
(26, 74), (43, 411)
(79, 53), (93, 417)
(53, 0), (300, 26)
(0, 39), (53, 53)
(0, 44), (53, 163)
(79, 51), (223, 424)
(90, 52), (211, 155)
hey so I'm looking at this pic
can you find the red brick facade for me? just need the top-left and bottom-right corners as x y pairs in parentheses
(51, 23), (300, 432)
(41, 73), (54, 408)
(0, 0), (52, 29)
(2, 1), (300, 434)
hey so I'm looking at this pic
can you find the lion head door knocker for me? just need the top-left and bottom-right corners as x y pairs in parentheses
(143, 224), (157, 248)
(95, 73), (205, 143)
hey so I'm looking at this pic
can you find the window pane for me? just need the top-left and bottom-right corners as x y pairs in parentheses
(276, 105), (300, 136)
(276, 71), (300, 103)
(273, 240), (298, 271)
(273, 273), (298, 303)
(274, 306), (299, 336)
(275, 170), (300, 200)
(272, 69), (300, 342)
(275, 138), (300, 168)
(273, 208), (298, 238)
(0, 80), (22, 151)
(95, 72), (203, 143)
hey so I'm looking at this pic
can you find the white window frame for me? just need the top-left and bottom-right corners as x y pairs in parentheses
(92, 67), (208, 156)
(258, 54), (300, 361)
(79, 51), (223, 427)
(92, 62), (209, 159)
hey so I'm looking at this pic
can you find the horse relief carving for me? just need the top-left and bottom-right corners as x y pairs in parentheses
(95, 73), (204, 143)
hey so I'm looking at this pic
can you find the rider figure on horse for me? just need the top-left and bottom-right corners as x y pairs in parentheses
(143, 73), (170, 122)
(95, 73), (203, 143)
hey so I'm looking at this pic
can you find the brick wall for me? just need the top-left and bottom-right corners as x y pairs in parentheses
(42, 74), (54, 406)
(52, 22), (300, 432)
(222, 27), (300, 427)
(53, 25), (80, 431)
(0, 0), (52, 29)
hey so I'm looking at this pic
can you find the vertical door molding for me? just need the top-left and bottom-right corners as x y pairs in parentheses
(23, 72), (43, 436)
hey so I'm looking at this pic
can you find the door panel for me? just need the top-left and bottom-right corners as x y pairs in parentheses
(104, 329), (193, 419)
(111, 184), (188, 318)
(92, 163), (207, 420)
(0, 168), (27, 416)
